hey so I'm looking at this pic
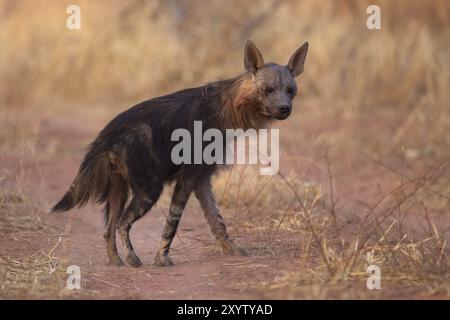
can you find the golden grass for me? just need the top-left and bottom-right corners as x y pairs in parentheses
(0, 192), (66, 298)
(0, 0), (449, 156)
(214, 166), (321, 210)
(0, 1), (448, 107)
(0, 0), (448, 161)
(216, 161), (449, 295)
(0, 240), (66, 298)
(0, 194), (50, 234)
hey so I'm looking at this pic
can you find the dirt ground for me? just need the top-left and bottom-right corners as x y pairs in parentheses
(1, 103), (448, 300)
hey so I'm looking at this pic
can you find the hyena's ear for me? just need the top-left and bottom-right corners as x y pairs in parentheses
(287, 41), (309, 77)
(244, 40), (264, 74)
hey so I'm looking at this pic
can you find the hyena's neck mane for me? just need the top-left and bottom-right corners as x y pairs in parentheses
(208, 73), (272, 131)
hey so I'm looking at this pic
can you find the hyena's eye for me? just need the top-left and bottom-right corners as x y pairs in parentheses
(264, 87), (274, 95)
(286, 87), (295, 96)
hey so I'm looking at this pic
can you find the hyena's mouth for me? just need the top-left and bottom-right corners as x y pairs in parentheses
(273, 111), (291, 120)
(264, 109), (291, 120)
(259, 110), (274, 118)
(260, 106), (291, 120)
(259, 107), (279, 119)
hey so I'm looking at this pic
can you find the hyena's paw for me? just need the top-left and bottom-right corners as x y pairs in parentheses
(153, 252), (174, 267)
(126, 252), (143, 268)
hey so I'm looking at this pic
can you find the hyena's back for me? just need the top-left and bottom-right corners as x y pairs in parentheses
(51, 81), (227, 216)
(52, 82), (227, 267)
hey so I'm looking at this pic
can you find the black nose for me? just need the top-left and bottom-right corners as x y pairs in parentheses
(278, 105), (291, 114)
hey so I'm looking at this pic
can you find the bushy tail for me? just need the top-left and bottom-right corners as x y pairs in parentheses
(52, 150), (111, 212)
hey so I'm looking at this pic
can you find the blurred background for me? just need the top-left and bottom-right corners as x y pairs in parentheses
(0, 0), (449, 158)
(0, 0), (448, 133)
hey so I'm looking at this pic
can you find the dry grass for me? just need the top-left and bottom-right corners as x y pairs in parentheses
(0, 192), (52, 233)
(0, 192), (67, 298)
(0, 110), (43, 158)
(216, 156), (449, 296)
(215, 166), (321, 211)
(0, 0), (449, 158)
(0, 240), (66, 298)
(1, 2), (449, 105)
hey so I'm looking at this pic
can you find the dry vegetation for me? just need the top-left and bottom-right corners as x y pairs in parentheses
(0, 0), (449, 299)
(213, 162), (449, 297)
(0, 192), (66, 298)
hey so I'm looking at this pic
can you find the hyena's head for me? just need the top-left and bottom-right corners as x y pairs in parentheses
(244, 40), (308, 120)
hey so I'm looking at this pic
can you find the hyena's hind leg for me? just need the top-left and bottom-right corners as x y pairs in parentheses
(117, 182), (162, 267)
(103, 173), (128, 266)
(194, 178), (248, 256)
(154, 180), (194, 266)
(117, 197), (155, 267)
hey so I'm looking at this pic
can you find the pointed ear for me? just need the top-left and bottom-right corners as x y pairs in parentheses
(287, 41), (309, 77)
(244, 40), (264, 74)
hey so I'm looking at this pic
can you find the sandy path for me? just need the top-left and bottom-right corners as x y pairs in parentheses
(3, 108), (448, 299)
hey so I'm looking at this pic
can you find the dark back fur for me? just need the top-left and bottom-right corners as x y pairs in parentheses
(52, 72), (270, 213)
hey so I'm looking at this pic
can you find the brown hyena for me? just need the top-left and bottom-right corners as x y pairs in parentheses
(52, 40), (309, 267)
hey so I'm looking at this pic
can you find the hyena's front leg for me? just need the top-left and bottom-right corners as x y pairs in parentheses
(195, 179), (248, 256)
(154, 181), (193, 266)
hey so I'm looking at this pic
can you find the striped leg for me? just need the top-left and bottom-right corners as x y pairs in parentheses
(194, 178), (248, 256)
(154, 181), (192, 266)
(118, 196), (156, 267)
